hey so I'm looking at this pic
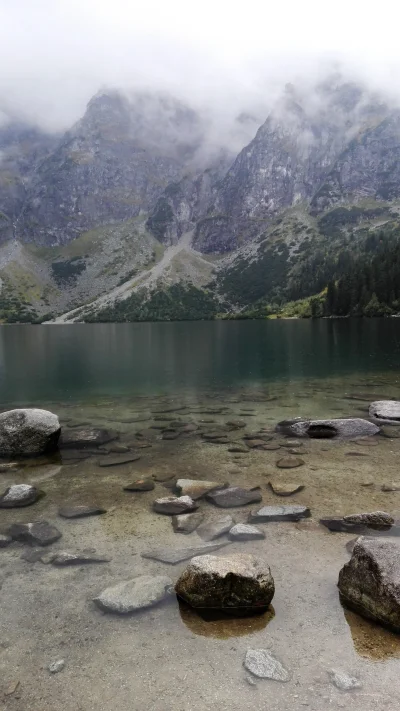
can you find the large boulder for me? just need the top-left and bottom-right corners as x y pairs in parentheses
(276, 417), (379, 439)
(369, 400), (400, 425)
(0, 409), (60, 457)
(338, 537), (400, 631)
(175, 552), (274, 615)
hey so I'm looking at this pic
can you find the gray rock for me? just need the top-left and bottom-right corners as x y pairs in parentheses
(228, 524), (265, 541)
(141, 541), (230, 564)
(175, 478), (225, 500)
(329, 670), (362, 691)
(276, 457), (304, 469)
(172, 512), (205, 534)
(276, 418), (379, 439)
(206, 487), (262, 508)
(249, 505), (310, 523)
(98, 454), (141, 467)
(49, 551), (110, 566)
(381, 426), (400, 438)
(197, 515), (234, 541)
(58, 505), (106, 519)
(48, 659), (65, 674)
(7, 521), (62, 546)
(0, 484), (42, 508)
(175, 553), (274, 614)
(123, 479), (155, 491)
(338, 537), (400, 631)
(21, 548), (46, 562)
(226, 419), (246, 429)
(0, 409), (60, 456)
(153, 495), (198, 515)
(0, 533), (12, 548)
(369, 400), (400, 425)
(244, 649), (290, 682)
(59, 427), (117, 449)
(93, 575), (173, 613)
(321, 511), (394, 533)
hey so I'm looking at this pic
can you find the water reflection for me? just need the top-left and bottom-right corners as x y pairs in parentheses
(344, 609), (400, 660)
(178, 600), (275, 638)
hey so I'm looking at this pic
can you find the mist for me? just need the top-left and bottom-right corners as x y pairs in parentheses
(0, 0), (399, 139)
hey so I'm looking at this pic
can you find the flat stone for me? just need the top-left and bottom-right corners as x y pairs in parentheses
(59, 428), (117, 449)
(141, 541), (230, 564)
(202, 431), (228, 440)
(48, 659), (65, 674)
(226, 420), (246, 429)
(276, 417), (379, 439)
(0, 533), (12, 548)
(61, 450), (91, 462)
(276, 457), (304, 469)
(329, 670), (362, 691)
(196, 515), (234, 541)
(208, 437), (231, 445)
(244, 649), (290, 681)
(228, 445), (249, 453)
(152, 471), (175, 482)
(7, 521), (62, 546)
(175, 553), (274, 614)
(207, 487), (262, 508)
(243, 433), (273, 441)
(351, 438), (379, 447)
(321, 511), (394, 533)
(228, 524), (265, 541)
(175, 478), (225, 500)
(21, 548), (46, 562)
(94, 575), (173, 614)
(261, 444), (281, 451)
(369, 400), (400, 425)
(268, 482), (305, 497)
(381, 426), (400, 438)
(280, 440), (303, 448)
(123, 479), (155, 492)
(382, 483), (400, 492)
(103, 444), (130, 453)
(338, 537), (400, 631)
(249, 505), (311, 523)
(153, 495), (198, 515)
(49, 551), (110, 566)
(0, 484), (42, 508)
(58, 505), (107, 519)
(0, 408), (60, 457)
(246, 439), (272, 449)
(172, 512), (205, 534)
(98, 454), (141, 467)
(162, 431), (181, 440)
(345, 451), (369, 457)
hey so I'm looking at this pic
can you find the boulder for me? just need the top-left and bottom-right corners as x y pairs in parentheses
(0, 409), (60, 457)
(175, 552), (274, 615)
(338, 537), (400, 631)
(93, 575), (173, 614)
(153, 495), (198, 515)
(244, 649), (290, 681)
(58, 505), (106, 519)
(172, 512), (205, 534)
(175, 479), (225, 500)
(206, 487), (262, 508)
(228, 524), (265, 541)
(0, 484), (43, 508)
(249, 505), (310, 523)
(59, 428), (117, 449)
(276, 418), (379, 439)
(7, 521), (62, 546)
(196, 515), (234, 541)
(369, 400), (400, 425)
(321, 511), (394, 533)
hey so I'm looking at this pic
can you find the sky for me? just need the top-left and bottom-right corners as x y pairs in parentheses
(0, 0), (400, 131)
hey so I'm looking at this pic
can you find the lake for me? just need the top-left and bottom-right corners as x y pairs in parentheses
(1, 319), (400, 711)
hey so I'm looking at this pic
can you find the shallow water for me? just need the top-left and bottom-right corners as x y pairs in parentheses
(1, 320), (400, 710)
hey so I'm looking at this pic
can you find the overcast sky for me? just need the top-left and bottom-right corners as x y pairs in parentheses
(1, 0), (400, 130)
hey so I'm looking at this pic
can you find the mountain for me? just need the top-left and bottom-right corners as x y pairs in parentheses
(1, 77), (400, 323)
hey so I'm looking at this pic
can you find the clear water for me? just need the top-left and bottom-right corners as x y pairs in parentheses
(1, 320), (400, 710)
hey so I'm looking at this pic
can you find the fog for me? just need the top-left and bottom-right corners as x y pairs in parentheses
(0, 0), (399, 136)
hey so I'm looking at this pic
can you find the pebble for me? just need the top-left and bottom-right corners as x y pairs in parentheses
(48, 659), (65, 674)
(244, 649), (290, 682)
(276, 457), (305, 469)
(329, 670), (362, 691)
(123, 479), (155, 491)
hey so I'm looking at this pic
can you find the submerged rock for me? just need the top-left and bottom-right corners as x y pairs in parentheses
(382, 483), (400, 492)
(228, 524), (265, 541)
(0, 484), (42, 508)
(175, 553), (274, 614)
(94, 575), (173, 614)
(268, 481), (304, 497)
(0, 409), (60, 457)
(369, 400), (400, 425)
(0, 533), (12, 548)
(381, 426), (400, 438)
(196, 515), (234, 541)
(276, 457), (304, 469)
(172, 512), (205, 534)
(329, 670), (362, 691)
(58, 504), (106, 518)
(141, 541), (230, 564)
(226, 420), (246, 429)
(321, 511), (394, 533)
(249, 505), (310, 523)
(244, 649), (290, 681)
(98, 454), (141, 467)
(276, 418), (379, 439)
(338, 537), (400, 631)
(123, 479), (155, 491)
(7, 521), (62, 546)
(153, 495), (198, 515)
(48, 659), (65, 674)
(49, 551), (110, 566)
(59, 427), (117, 449)
(175, 478), (225, 500)
(206, 487), (262, 508)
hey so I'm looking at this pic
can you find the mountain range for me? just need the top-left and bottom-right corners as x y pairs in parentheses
(1, 75), (400, 322)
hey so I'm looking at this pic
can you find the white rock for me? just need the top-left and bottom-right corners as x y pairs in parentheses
(244, 649), (290, 681)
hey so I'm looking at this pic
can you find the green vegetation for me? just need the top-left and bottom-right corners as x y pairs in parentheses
(51, 257), (86, 285)
(0, 284), (38, 323)
(318, 206), (386, 238)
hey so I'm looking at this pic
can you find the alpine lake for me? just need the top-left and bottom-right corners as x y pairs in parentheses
(1, 318), (400, 711)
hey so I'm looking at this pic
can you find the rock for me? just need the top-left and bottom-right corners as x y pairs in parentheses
(141, 541), (230, 564)
(152, 471), (175, 482)
(226, 419), (246, 429)
(59, 427), (117, 449)
(0, 408), (60, 456)
(172, 512), (205, 534)
(369, 400), (400, 425)
(243, 433), (272, 441)
(268, 482), (304, 497)
(206, 487), (262, 508)
(228, 524), (265, 541)
(104, 444), (130, 453)
(249, 505), (310, 523)
(4, 680), (20, 695)
(153, 495), (198, 515)
(246, 439), (273, 449)
(381, 426), (400, 438)
(382, 483), (400, 492)
(58, 505), (106, 519)
(202, 431), (228, 440)
(98, 454), (141, 467)
(208, 437), (231, 445)
(0, 484), (43, 508)
(321, 511), (394, 533)
(197, 515), (234, 541)
(338, 537), (400, 631)
(6, 521), (62, 546)
(162, 430), (181, 440)
(48, 659), (65, 674)
(276, 457), (304, 469)
(351, 438), (379, 446)
(276, 417), (379, 439)
(244, 649), (290, 682)
(0, 462), (20, 472)
(0, 533), (12, 548)
(94, 575), (173, 614)
(175, 553), (274, 614)
(329, 670), (362, 691)
(280, 440), (303, 448)
(175, 479), (225, 500)
(123, 479), (155, 492)
(49, 551), (110, 566)
(228, 445), (249, 453)
(261, 443), (281, 451)
(21, 548), (45, 562)
(345, 451), (369, 457)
